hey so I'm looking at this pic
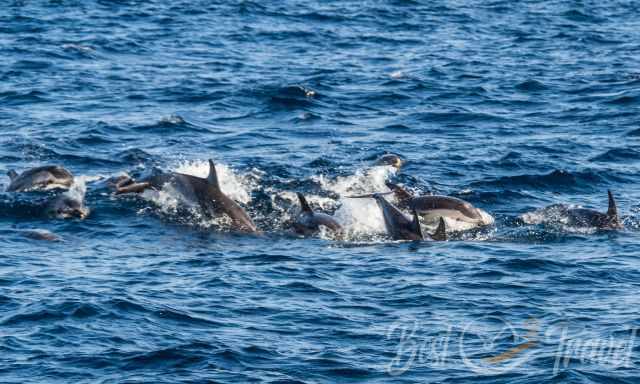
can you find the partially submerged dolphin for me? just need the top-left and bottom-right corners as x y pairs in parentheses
(293, 193), (342, 236)
(522, 190), (622, 229)
(20, 229), (61, 242)
(44, 194), (90, 219)
(116, 160), (258, 233)
(6, 166), (74, 192)
(386, 182), (494, 230)
(350, 193), (447, 241)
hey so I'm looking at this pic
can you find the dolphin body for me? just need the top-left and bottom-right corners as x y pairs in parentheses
(386, 182), (494, 230)
(350, 193), (447, 241)
(522, 190), (622, 229)
(293, 193), (342, 236)
(6, 166), (74, 192)
(116, 160), (258, 233)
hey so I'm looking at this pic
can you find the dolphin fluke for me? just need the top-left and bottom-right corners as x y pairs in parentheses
(431, 217), (447, 241)
(7, 170), (17, 181)
(207, 159), (220, 190)
(411, 209), (424, 239)
(297, 192), (313, 213)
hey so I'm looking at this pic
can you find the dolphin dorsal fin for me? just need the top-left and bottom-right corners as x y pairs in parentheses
(431, 217), (447, 241)
(297, 193), (313, 213)
(607, 190), (618, 218)
(207, 159), (220, 190)
(411, 209), (424, 240)
(7, 170), (18, 181)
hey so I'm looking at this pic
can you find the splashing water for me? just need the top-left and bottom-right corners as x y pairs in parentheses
(316, 165), (398, 238)
(314, 165), (396, 197)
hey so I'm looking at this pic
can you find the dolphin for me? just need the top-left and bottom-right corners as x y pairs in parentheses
(116, 160), (258, 233)
(6, 166), (74, 192)
(386, 182), (494, 229)
(349, 193), (447, 241)
(293, 193), (342, 235)
(44, 194), (90, 219)
(20, 229), (61, 242)
(522, 190), (622, 229)
(374, 154), (404, 170)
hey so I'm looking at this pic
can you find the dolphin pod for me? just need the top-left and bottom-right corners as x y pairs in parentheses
(2, 155), (626, 241)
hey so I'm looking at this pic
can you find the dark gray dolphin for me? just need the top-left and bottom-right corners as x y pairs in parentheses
(293, 193), (342, 235)
(386, 182), (494, 228)
(374, 154), (404, 170)
(20, 229), (61, 242)
(350, 193), (447, 241)
(6, 166), (74, 192)
(44, 194), (90, 219)
(116, 160), (258, 233)
(523, 190), (622, 229)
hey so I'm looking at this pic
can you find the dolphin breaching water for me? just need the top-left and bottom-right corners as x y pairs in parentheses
(349, 192), (447, 241)
(6, 166), (74, 192)
(386, 182), (494, 231)
(116, 159), (259, 233)
(292, 193), (342, 236)
(521, 190), (622, 230)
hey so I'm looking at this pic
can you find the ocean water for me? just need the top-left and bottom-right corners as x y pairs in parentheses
(2, 1), (640, 382)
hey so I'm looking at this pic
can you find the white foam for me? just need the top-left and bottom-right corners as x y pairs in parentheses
(315, 165), (397, 237)
(64, 175), (91, 202)
(334, 196), (386, 236)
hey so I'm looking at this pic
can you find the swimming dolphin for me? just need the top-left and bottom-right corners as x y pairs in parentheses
(20, 229), (61, 242)
(349, 193), (447, 241)
(6, 166), (74, 192)
(116, 160), (258, 233)
(44, 193), (90, 219)
(374, 154), (404, 170)
(293, 193), (342, 235)
(386, 182), (494, 229)
(522, 190), (622, 229)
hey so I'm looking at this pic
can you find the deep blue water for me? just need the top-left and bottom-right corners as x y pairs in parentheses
(2, 1), (640, 383)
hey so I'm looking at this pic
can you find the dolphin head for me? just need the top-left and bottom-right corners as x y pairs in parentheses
(46, 196), (90, 219)
(375, 154), (404, 170)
